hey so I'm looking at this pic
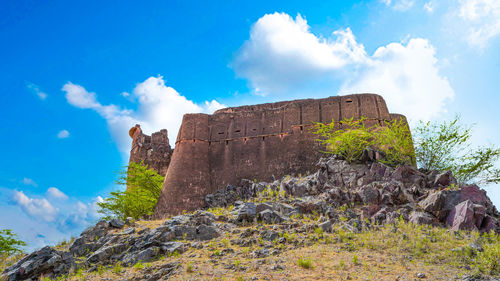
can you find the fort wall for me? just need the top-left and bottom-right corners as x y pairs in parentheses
(153, 93), (405, 216)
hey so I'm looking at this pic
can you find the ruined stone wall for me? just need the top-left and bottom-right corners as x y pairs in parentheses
(129, 124), (173, 177)
(153, 93), (406, 217)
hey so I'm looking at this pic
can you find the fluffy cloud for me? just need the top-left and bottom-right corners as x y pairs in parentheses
(23, 177), (37, 187)
(233, 12), (454, 121)
(457, 0), (500, 48)
(57, 130), (70, 139)
(26, 82), (48, 100)
(46, 187), (68, 200)
(233, 13), (367, 95)
(63, 76), (225, 153)
(13, 190), (58, 222)
(1, 187), (103, 250)
(340, 38), (455, 121)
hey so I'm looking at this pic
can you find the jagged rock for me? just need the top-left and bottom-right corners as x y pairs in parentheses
(258, 209), (284, 224)
(433, 170), (456, 187)
(87, 243), (128, 263)
(261, 230), (280, 241)
(318, 220), (332, 232)
(356, 184), (380, 205)
(409, 211), (436, 225)
(235, 202), (256, 224)
(122, 247), (161, 265)
(121, 227), (135, 235)
(447, 200), (477, 230)
(256, 203), (274, 214)
(196, 224), (220, 240)
(3, 246), (72, 281)
(109, 219), (125, 229)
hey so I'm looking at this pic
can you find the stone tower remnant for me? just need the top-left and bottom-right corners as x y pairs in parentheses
(128, 124), (173, 177)
(128, 93), (408, 217)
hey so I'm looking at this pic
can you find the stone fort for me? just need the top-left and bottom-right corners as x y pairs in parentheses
(128, 93), (407, 217)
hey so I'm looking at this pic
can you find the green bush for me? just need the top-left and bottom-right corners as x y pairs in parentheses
(414, 115), (500, 184)
(0, 229), (26, 255)
(97, 161), (164, 220)
(297, 257), (313, 269)
(311, 117), (415, 166)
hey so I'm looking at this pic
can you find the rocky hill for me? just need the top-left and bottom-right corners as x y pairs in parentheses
(2, 157), (499, 281)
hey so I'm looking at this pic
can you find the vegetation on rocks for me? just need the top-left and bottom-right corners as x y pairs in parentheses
(97, 161), (164, 220)
(311, 117), (415, 167)
(414, 115), (500, 185)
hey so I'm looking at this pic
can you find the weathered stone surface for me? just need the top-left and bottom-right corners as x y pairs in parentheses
(257, 209), (284, 224)
(3, 246), (71, 281)
(109, 218), (125, 229)
(356, 184), (380, 205)
(433, 170), (456, 187)
(447, 200), (476, 230)
(129, 124), (173, 177)
(409, 211), (436, 225)
(235, 202), (256, 224)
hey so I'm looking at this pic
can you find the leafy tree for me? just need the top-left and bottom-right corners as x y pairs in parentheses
(414, 116), (500, 185)
(311, 117), (415, 166)
(0, 229), (26, 255)
(97, 162), (164, 220)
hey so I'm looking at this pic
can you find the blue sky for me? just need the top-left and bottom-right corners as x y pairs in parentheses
(1, 0), (499, 250)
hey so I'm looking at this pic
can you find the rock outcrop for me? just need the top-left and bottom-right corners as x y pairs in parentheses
(3, 156), (499, 281)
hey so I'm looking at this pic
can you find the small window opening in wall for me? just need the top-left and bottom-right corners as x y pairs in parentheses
(252, 128), (257, 131)
(225, 140), (229, 145)
(345, 99), (353, 103)
(193, 139), (195, 143)
(235, 129), (241, 133)
(208, 141), (211, 146)
(218, 132), (224, 135)
(300, 126), (304, 131)
(262, 136), (265, 141)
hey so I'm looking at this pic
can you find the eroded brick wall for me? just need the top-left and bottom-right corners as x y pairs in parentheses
(129, 124), (173, 177)
(153, 93), (407, 217)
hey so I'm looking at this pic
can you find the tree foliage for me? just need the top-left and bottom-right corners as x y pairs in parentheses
(311, 117), (415, 166)
(0, 229), (26, 255)
(97, 162), (164, 220)
(414, 116), (500, 185)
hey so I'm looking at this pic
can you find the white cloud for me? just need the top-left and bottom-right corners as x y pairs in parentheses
(26, 82), (48, 100)
(424, 1), (435, 13)
(57, 130), (70, 139)
(1, 187), (104, 251)
(23, 177), (37, 187)
(13, 190), (58, 222)
(233, 12), (454, 121)
(381, 0), (416, 11)
(233, 13), (367, 95)
(341, 38), (455, 121)
(46, 187), (68, 200)
(456, 0), (500, 48)
(63, 76), (225, 153)
(63, 82), (100, 109)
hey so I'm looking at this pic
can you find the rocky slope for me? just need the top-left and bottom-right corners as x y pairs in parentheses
(2, 157), (499, 281)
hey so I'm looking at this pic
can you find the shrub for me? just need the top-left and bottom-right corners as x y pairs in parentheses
(297, 257), (313, 269)
(311, 117), (374, 163)
(414, 115), (500, 184)
(97, 161), (164, 220)
(0, 229), (26, 255)
(311, 117), (414, 166)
